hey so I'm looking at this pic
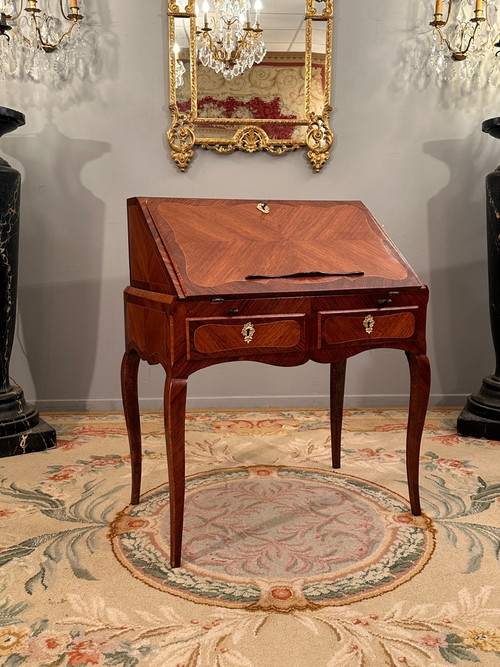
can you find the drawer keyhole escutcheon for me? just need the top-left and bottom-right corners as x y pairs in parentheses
(363, 314), (375, 335)
(242, 322), (255, 344)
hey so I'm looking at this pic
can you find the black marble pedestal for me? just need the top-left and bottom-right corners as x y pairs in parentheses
(0, 107), (56, 456)
(458, 117), (500, 439)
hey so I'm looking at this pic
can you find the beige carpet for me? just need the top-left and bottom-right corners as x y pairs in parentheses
(0, 408), (499, 666)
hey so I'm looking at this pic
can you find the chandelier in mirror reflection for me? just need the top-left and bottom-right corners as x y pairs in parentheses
(195, 0), (266, 81)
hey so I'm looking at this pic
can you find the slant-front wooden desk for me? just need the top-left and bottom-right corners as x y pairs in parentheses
(121, 198), (430, 568)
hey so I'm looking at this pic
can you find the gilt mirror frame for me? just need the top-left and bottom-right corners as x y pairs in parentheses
(167, 0), (333, 172)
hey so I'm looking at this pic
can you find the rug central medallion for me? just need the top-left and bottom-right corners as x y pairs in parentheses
(110, 466), (435, 611)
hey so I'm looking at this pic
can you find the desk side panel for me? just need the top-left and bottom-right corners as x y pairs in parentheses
(124, 289), (174, 368)
(127, 198), (181, 296)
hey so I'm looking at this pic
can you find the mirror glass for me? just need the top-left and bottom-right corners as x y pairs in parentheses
(167, 0), (333, 171)
(174, 17), (191, 107)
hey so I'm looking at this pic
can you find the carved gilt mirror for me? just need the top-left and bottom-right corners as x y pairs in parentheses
(167, 0), (333, 172)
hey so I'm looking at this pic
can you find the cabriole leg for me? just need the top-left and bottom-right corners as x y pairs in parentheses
(164, 377), (188, 568)
(121, 350), (142, 505)
(405, 352), (431, 516)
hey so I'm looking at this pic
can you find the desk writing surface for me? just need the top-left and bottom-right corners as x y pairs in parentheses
(130, 198), (423, 299)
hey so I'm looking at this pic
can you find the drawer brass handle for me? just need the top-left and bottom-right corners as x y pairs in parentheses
(242, 322), (255, 344)
(363, 314), (375, 335)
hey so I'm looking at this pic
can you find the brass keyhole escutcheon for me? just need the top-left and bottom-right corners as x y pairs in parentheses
(363, 314), (375, 335)
(242, 322), (255, 344)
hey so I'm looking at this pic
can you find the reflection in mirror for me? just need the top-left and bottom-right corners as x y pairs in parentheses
(173, 17), (191, 107)
(310, 20), (328, 118)
(196, 0), (266, 80)
(167, 0), (333, 172)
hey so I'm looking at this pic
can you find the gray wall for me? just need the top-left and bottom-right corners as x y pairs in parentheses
(1, 0), (498, 411)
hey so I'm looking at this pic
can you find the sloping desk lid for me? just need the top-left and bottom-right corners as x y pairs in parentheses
(137, 198), (424, 299)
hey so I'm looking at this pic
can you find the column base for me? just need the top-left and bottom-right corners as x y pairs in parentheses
(0, 417), (56, 457)
(457, 375), (500, 440)
(0, 385), (56, 457)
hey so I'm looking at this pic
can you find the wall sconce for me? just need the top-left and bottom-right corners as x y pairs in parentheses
(429, 0), (500, 86)
(0, 0), (89, 82)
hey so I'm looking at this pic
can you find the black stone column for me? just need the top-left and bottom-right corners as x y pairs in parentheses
(458, 117), (500, 439)
(0, 106), (56, 456)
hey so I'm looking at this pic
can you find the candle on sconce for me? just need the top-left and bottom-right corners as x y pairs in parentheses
(254, 0), (262, 24)
(475, 0), (484, 13)
(202, 0), (209, 27)
(434, 0), (443, 15)
(70, 0), (78, 8)
(173, 42), (180, 60)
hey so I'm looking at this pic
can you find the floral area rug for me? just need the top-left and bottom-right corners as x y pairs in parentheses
(0, 408), (499, 666)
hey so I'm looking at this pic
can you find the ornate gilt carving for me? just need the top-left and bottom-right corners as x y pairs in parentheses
(267, 144), (301, 156)
(306, 0), (333, 19)
(167, 105), (196, 171)
(168, 0), (196, 16)
(199, 126), (300, 156)
(200, 142), (235, 154)
(235, 126), (268, 153)
(167, 0), (181, 14)
(306, 107), (333, 172)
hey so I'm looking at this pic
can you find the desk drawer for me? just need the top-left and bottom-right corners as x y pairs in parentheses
(187, 314), (306, 359)
(319, 307), (418, 347)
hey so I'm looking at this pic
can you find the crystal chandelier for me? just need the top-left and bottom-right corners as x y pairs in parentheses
(429, 0), (500, 85)
(0, 0), (89, 82)
(196, 0), (266, 81)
